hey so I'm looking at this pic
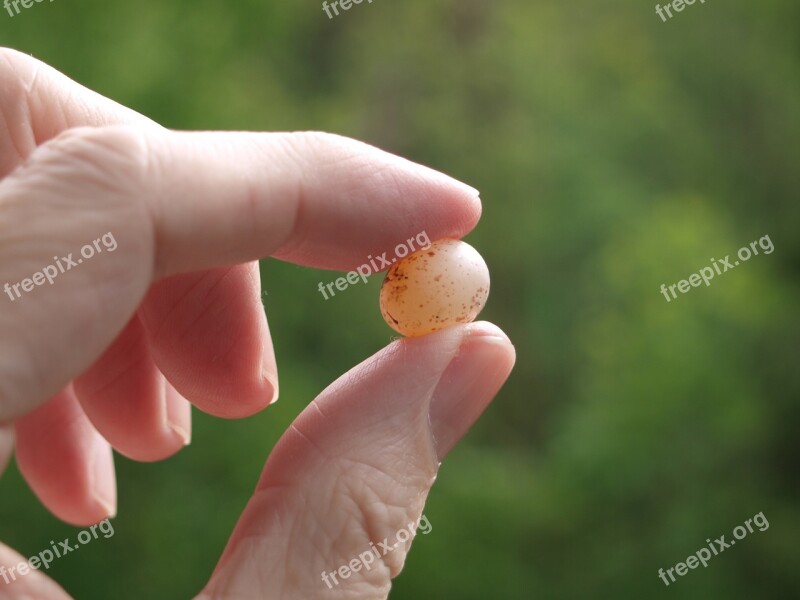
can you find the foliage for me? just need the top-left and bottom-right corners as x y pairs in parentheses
(1, 0), (798, 597)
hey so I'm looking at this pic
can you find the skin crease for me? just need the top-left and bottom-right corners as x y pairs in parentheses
(0, 48), (515, 599)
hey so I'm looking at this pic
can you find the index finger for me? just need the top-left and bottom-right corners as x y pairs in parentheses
(6, 126), (481, 278)
(146, 129), (482, 275)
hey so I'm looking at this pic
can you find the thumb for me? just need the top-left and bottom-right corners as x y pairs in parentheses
(197, 322), (515, 600)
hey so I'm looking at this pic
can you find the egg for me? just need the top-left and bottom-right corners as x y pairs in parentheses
(379, 238), (490, 337)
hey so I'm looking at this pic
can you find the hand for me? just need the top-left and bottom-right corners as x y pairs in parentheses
(0, 48), (515, 599)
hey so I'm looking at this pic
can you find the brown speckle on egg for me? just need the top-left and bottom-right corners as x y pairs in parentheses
(379, 238), (490, 337)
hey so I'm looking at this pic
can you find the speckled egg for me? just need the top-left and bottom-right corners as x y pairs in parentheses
(379, 238), (490, 337)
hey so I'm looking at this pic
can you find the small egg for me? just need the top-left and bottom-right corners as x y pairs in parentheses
(379, 238), (490, 337)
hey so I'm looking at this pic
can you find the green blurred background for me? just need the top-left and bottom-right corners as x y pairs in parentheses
(2, 0), (799, 598)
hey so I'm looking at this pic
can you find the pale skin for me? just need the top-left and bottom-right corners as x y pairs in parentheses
(0, 48), (516, 599)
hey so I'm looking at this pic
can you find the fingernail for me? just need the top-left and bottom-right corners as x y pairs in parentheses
(428, 322), (515, 460)
(92, 492), (116, 520)
(165, 386), (192, 446)
(168, 421), (191, 446)
(0, 425), (13, 476)
(263, 369), (280, 405)
(464, 184), (480, 199)
(91, 440), (117, 519)
(435, 171), (479, 199)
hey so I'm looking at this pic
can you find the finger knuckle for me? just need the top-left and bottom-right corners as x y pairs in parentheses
(283, 130), (365, 164)
(38, 126), (151, 187)
(6, 126), (155, 248)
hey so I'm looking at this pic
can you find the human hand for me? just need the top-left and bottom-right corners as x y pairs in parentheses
(0, 48), (515, 599)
